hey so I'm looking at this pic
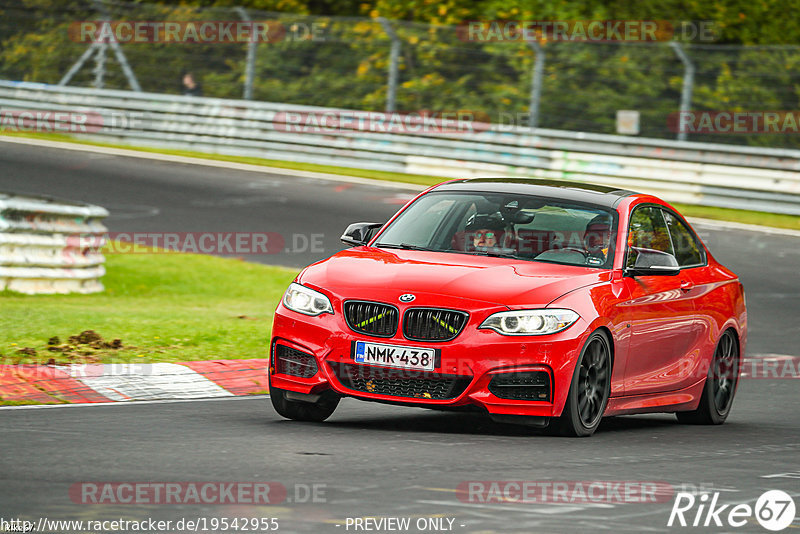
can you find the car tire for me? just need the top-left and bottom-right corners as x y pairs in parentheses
(676, 329), (739, 425)
(551, 330), (612, 437)
(270, 386), (340, 422)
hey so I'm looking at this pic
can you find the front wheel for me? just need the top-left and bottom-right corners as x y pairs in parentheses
(676, 329), (739, 425)
(552, 331), (612, 437)
(270, 386), (340, 422)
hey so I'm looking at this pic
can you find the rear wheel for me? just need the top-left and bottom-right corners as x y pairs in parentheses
(270, 386), (340, 422)
(676, 329), (738, 425)
(552, 331), (612, 437)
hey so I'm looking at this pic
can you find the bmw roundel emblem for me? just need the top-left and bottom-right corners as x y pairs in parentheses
(399, 294), (416, 303)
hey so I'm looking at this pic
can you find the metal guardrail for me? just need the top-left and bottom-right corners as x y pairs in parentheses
(1, 80), (800, 215)
(0, 192), (108, 294)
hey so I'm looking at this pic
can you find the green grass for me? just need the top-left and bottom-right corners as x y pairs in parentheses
(671, 203), (800, 230)
(0, 249), (298, 364)
(4, 130), (798, 230)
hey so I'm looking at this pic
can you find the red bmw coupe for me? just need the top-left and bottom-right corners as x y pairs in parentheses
(269, 179), (747, 436)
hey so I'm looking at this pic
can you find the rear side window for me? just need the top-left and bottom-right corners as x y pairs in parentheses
(662, 210), (704, 267)
(626, 206), (673, 269)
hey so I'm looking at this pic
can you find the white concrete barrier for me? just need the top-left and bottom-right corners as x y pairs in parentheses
(0, 193), (108, 294)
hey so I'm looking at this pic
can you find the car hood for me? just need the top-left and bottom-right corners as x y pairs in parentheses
(298, 247), (610, 308)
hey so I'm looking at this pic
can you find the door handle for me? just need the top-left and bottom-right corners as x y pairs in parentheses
(680, 280), (693, 292)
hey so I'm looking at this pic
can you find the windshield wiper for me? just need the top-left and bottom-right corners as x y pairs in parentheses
(468, 249), (522, 260)
(377, 243), (522, 260)
(375, 243), (435, 251)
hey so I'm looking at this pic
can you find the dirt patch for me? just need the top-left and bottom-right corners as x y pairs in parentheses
(43, 330), (125, 363)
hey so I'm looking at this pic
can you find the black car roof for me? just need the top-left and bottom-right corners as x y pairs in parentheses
(433, 178), (638, 208)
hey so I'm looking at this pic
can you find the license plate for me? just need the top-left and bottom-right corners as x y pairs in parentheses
(353, 341), (436, 371)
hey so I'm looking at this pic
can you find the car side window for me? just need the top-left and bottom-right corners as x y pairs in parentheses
(662, 210), (704, 267)
(626, 206), (673, 269)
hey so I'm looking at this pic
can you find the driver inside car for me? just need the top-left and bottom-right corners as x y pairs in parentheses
(583, 214), (613, 263)
(464, 214), (507, 252)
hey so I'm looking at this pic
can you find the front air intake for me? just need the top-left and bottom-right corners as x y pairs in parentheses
(488, 371), (551, 401)
(402, 308), (468, 342)
(344, 301), (399, 337)
(331, 362), (471, 400)
(273, 344), (318, 378)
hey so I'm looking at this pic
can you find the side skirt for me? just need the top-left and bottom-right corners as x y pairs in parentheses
(604, 379), (706, 416)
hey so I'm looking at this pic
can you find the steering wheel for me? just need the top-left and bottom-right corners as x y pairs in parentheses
(551, 246), (589, 257)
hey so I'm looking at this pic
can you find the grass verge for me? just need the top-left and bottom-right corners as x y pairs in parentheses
(0, 248), (297, 364)
(3, 131), (798, 230)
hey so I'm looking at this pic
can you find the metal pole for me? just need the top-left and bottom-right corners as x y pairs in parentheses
(527, 40), (545, 130)
(59, 42), (100, 86)
(235, 7), (257, 100)
(93, 40), (107, 89)
(92, 0), (141, 91)
(107, 38), (142, 91)
(378, 17), (400, 113)
(670, 42), (694, 142)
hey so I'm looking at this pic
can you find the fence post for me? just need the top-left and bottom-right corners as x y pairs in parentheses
(527, 40), (545, 130)
(60, 0), (141, 90)
(92, 0), (141, 91)
(378, 17), (400, 113)
(106, 37), (142, 91)
(59, 43), (100, 87)
(670, 42), (695, 142)
(235, 7), (257, 100)
(93, 40), (107, 89)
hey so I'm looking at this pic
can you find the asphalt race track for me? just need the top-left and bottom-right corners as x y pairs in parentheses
(1, 140), (799, 533)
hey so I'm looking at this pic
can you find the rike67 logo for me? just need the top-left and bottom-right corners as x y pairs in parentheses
(668, 490), (796, 531)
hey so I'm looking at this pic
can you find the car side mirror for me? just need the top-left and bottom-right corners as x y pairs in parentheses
(340, 222), (383, 246)
(626, 247), (680, 276)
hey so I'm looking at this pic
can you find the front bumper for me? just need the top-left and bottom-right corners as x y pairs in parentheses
(269, 303), (587, 418)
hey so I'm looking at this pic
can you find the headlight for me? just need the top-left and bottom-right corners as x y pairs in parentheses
(282, 283), (334, 316)
(479, 309), (579, 336)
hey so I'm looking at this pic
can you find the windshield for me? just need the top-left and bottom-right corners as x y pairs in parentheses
(374, 191), (618, 268)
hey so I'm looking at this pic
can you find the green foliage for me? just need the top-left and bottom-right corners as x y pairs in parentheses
(2, 0), (800, 148)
